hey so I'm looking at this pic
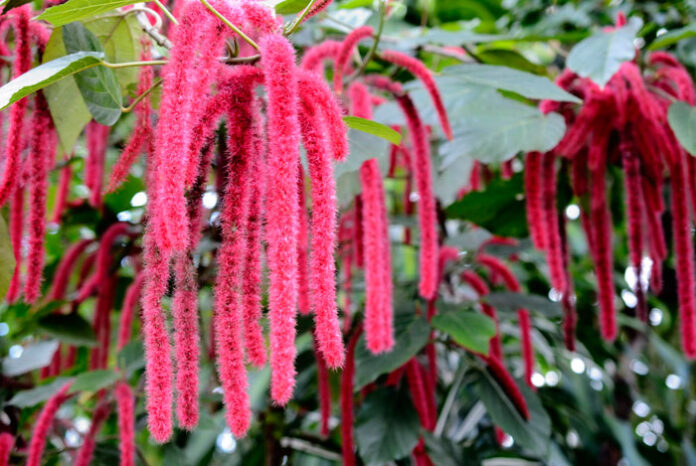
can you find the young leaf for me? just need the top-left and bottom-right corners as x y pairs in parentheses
(668, 101), (696, 156)
(69, 369), (120, 393)
(37, 0), (138, 26)
(438, 64), (581, 103)
(343, 116), (402, 145)
(431, 307), (496, 355)
(37, 312), (97, 347)
(275, 0), (312, 14)
(355, 387), (421, 464)
(566, 17), (642, 87)
(2, 340), (60, 376)
(63, 22), (122, 125)
(0, 51), (103, 111)
(7, 377), (74, 408)
(354, 312), (430, 389)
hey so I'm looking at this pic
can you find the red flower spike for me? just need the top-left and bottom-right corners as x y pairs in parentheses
(51, 162), (72, 223)
(75, 402), (110, 466)
(396, 95), (439, 300)
(381, 50), (453, 141)
(118, 273), (145, 351)
(0, 6), (32, 207)
(670, 156), (696, 357)
(25, 93), (56, 303)
(49, 239), (93, 301)
(262, 33), (302, 405)
(341, 325), (363, 466)
(518, 310), (534, 388)
(297, 169), (311, 315)
(173, 253), (200, 429)
(0, 433), (14, 466)
(299, 98), (345, 367)
(301, 40), (341, 74)
(334, 26), (374, 94)
(540, 153), (567, 293)
(461, 270), (503, 361)
(406, 358), (435, 431)
(115, 381), (136, 466)
(484, 356), (530, 420)
(85, 122), (110, 208)
(6, 186), (24, 303)
(26, 382), (72, 466)
(314, 338), (331, 437)
(524, 152), (546, 250)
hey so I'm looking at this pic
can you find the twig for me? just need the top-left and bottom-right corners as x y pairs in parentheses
(102, 59), (168, 69)
(279, 437), (342, 461)
(136, 11), (172, 49)
(153, 0), (178, 25)
(284, 0), (319, 36)
(347, 0), (386, 83)
(434, 362), (466, 436)
(121, 77), (163, 113)
(199, 0), (260, 51)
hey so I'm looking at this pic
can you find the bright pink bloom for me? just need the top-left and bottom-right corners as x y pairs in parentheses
(25, 93), (56, 303)
(485, 356), (530, 420)
(397, 95), (439, 300)
(0, 433), (13, 466)
(50, 239), (93, 300)
(301, 40), (341, 74)
(297, 170), (311, 315)
(51, 162), (72, 223)
(90, 275), (116, 371)
(115, 381), (135, 466)
(406, 358), (434, 430)
(540, 153), (567, 293)
(261, 34), (301, 405)
(140, 236), (173, 443)
(117, 273), (145, 350)
(0, 6), (32, 207)
(306, 0), (333, 19)
(518, 310), (534, 388)
(341, 325), (362, 466)
(6, 185), (24, 302)
(333, 26), (373, 94)
(27, 381), (72, 466)
(85, 122), (109, 208)
(524, 152), (545, 250)
(75, 403), (110, 466)
(173, 253), (200, 429)
(77, 222), (131, 302)
(622, 145), (647, 320)
(381, 50), (453, 140)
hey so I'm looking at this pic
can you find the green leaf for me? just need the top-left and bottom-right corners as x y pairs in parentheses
(649, 24), (696, 50)
(355, 387), (421, 464)
(604, 415), (649, 466)
(44, 14), (143, 153)
(339, 0), (373, 9)
(69, 369), (120, 393)
(63, 22), (122, 125)
(0, 51), (103, 111)
(274, 0), (311, 14)
(668, 101), (696, 156)
(37, 0), (138, 26)
(37, 312), (97, 347)
(117, 340), (145, 377)
(342, 116), (402, 145)
(446, 173), (528, 238)
(422, 431), (466, 466)
(354, 312), (430, 389)
(2, 340), (60, 376)
(432, 307), (496, 354)
(476, 48), (547, 75)
(7, 377), (74, 408)
(475, 368), (551, 458)
(0, 215), (15, 300)
(484, 292), (563, 318)
(566, 17), (642, 87)
(439, 64), (580, 103)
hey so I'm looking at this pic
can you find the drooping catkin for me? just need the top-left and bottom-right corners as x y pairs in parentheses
(484, 356), (530, 420)
(341, 325), (363, 466)
(51, 162), (72, 223)
(262, 34), (301, 404)
(524, 152), (546, 250)
(333, 26), (373, 94)
(6, 186), (24, 302)
(172, 253), (200, 429)
(406, 358), (434, 431)
(85, 122), (109, 208)
(461, 270), (503, 361)
(397, 95), (439, 300)
(74, 402), (110, 466)
(297, 169), (311, 315)
(118, 273), (145, 350)
(540, 153), (567, 293)
(0, 6), (32, 207)
(24, 92), (56, 303)
(26, 381), (72, 466)
(298, 79), (346, 366)
(115, 381), (135, 466)
(90, 275), (116, 371)
(0, 432), (13, 466)
(50, 239), (93, 300)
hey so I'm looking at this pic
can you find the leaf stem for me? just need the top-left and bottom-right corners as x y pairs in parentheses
(284, 0), (319, 36)
(199, 0), (260, 51)
(102, 59), (168, 69)
(121, 77), (163, 113)
(348, 0), (386, 81)
(153, 0), (179, 25)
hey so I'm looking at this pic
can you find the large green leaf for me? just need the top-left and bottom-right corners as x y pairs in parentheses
(354, 312), (431, 389)
(0, 51), (103, 111)
(343, 116), (402, 145)
(44, 14), (143, 153)
(649, 23), (696, 50)
(422, 432), (466, 466)
(566, 17), (642, 87)
(2, 340), (60, 376)
(117, 340), (145, 377)
(439, 64), (580, 103)
(484, 292), (563, 318)
(37, 0), (138, 26)
(668, 101), (696, 156)
(37, 312), (97, 347)
(475, 367), (551, 458)
(446, 173), (528, 238)
(334, 128), (390, 207)
(0, 215), (15, 300)
(69, 369), (120, 393)
(63, 22), (122, 125)
(7, 377), (74, 408)
(355, 387), (421, 465)
(431, 307), (496, 354)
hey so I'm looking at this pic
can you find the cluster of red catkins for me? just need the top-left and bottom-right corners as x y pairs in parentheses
(0, 0), (523, 464)
(524, 14), (696, 355)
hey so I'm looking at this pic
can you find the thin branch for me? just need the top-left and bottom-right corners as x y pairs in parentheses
(121, 77), (163, 113)
(199, 0), (260, 51)
(279, 437), (342, 461)
(102, 59), (168, 69)
(434, 362), (466, 436)
(347, 0), (386, 82)
(224, 54), (261, 65)
(136, 11), (172, 49)
(153, 0), (178, 25)
(284, 0), (319, 36)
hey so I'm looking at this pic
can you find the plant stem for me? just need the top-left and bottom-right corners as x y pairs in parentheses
(284, 0), (319, 36)
(199, 0), (260, 51)
(121, 77), (163, 113)
(153, 0), (179, 25)
(348, 0), (386, 81)
(102, 59), (168, 69)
